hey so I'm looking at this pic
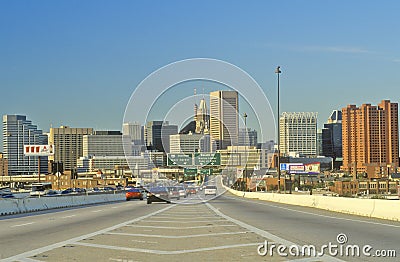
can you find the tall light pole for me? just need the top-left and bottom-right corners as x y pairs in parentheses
(243, 112), (248, 191)
(275, 66), (282, 193)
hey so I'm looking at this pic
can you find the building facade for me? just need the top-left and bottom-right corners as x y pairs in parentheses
(279, 112), (318, 156)
(341, 100), (399, 178)
(169, 133), (203, 154)
(2, 115), (48, 175)
(238, 128), (258, 147)
(48, 126), (93, 171)
(209, 91), (239, 150)
(322, 110), (342, 159)
(0, 153), (8, 176)
(123, 122), (144, 145)
(83, 131), (127, 157)
(144, 121), (178, 152)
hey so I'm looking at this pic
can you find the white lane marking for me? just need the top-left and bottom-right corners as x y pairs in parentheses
(223, 195), (400, 228)
(106, 231), (250, 238)
(131, 239), (158, 244)
(111, 206), (122, 209)
(206, 202), (344, 262)
(142, 220), (226, 223)
(154, 216), (219, 219)
(92, 209), (103, 213)
(11, 222), (35, 228)
(61, 215), (76, 219)
(74, 241), (259, 254)
(125, 224), (237, 229)
(2, 205), (175, 262)
(15, 257), (43, 262)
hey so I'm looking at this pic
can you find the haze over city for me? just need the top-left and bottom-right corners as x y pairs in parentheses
(1, 1), (400, 147)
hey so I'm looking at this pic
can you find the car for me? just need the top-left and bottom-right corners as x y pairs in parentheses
(204, 185), (217, 196)
(188, 186), (197, 195)
(177, 186), (187, 198)
(166, 186), (180, 200)
(61, 188), (73, 195)
(126, 188), (144, 201)
(146, 187), (170, 204)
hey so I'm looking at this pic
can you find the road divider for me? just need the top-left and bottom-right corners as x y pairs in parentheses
(223, 186), (400, 221)
(0, 193), (125, 216)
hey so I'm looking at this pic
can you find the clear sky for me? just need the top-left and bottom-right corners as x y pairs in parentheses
(1, 1), (400, 148)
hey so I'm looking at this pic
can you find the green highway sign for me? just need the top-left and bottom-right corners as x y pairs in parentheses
(199, 169), (211, 175)
(194, 153), (221, 166)
(167, 154), (193, 166)
(184, 168), (197, 176)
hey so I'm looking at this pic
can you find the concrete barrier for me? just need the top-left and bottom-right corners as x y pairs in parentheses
(0, 193), (125, 216)
(224, 186), (400, 221)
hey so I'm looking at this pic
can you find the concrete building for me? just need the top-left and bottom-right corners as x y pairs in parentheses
(2, 115), (48, 175)
(48, 126), (93, 171)
(0, 153), (8, 176)
(279, 112), (318, 157)
(144, 121), (178, 152)
(169, 132), (203, 154)
(209, 91), (239, 150)
(195, 98), (210, 134)
(123, 122), (144, 145)
(341, 100), (399, 178)
(77, 156), (149, 173)
(218, 146), (260, 170)
(83, 131), (128, 157)
(239, 128), (258, 147)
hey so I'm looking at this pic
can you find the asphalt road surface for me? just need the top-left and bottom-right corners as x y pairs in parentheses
(1, 187), (399, 262)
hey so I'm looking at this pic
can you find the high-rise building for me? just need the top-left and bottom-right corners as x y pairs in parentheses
(279, 112), (318, 156)
(0, 153), (8, 176)
(238, 128), (258, 147)
(195, 98), (210, 134)
(209, 91), (239, 150)
(48, 126), (93, 171)
(2, 115), (48, 175)
(341, 100), (399, 178)
(144, 121), (178, 152)
(123, 122), (143, 145)
(169, 132), (203, 154)
(322, 110), (342, 159)
(83, 131), (129, 157)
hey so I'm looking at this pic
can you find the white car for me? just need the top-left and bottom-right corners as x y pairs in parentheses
(204, 185), (217, 196)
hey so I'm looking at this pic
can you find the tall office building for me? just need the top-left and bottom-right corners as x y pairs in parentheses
(123, 122), (143, 145)
(209, 91), (239, 150)
(83, 131), (128, 157)
(2, 115), (48, 175)
(279, 112), (318, 156)
(322, 110), (342, 159)
(341, 100), (398, 178)
(48, 126), (93, 171)
(144, 121), (178, 152)
(238, 128), (258, 147)
(195, 98), (210, 134)
(169, 133), (203, 154)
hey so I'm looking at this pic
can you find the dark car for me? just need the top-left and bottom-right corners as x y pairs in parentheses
(146, 187), (170, 204)
(61, 188), (73, 195)
(126, 188), (144, 201)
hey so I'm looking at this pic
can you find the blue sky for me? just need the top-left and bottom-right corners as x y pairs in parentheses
(1, 1), (400, 147)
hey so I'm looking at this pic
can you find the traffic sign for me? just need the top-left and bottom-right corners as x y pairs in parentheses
(167, 154), (193, 166)
(194, 153), (220, 166)
(184, 168), (197, 177)
(199, 169), (211, 175)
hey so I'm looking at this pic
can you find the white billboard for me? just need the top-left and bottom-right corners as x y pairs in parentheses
(24, 145), (54, 156)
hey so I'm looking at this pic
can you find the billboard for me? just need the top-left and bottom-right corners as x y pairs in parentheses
(304, 163), (320, 174)
(24, 145), (54, 156)
(289, 164), (305, 173)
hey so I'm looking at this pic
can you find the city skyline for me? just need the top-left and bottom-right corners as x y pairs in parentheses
(1, 1), (400, 149)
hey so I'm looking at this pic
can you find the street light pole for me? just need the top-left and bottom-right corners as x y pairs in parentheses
(243, 112), (248, 192)
(275, 66), (282, 193)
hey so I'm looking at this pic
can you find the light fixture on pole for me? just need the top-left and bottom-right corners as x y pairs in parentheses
(243, 112), (248, 192)
(275, 66), (282, 193)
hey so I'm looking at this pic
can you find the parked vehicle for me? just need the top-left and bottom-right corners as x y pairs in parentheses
(0, 187), (14, 198)
(30, 182), (52, 196)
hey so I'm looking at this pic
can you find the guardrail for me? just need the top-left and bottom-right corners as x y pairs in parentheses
(223, 184), (400, 221)
(0, 192), (125, 216)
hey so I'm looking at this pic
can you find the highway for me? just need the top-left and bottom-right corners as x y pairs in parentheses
(1, 187), (399, 261)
